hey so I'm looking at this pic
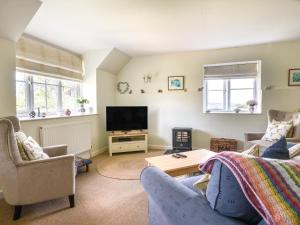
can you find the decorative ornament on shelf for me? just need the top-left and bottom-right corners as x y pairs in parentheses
(77, 97), (89, 113)
(29, 111), (36, 118)
(65, 109), (71, 116)
(158, 89), (163, 93)
(143, 75), (152, 83)
(117, 82), (130, 94)
(129, 90), (132, 94)
(246, 100), (258, 113)
(198, 87), (204, 92)
(234, 108), (241, 113)
(140, 89), (145, 94)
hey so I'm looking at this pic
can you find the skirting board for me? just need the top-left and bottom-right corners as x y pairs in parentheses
(148, 145), (203, 151)
(90, 146), (108, 158)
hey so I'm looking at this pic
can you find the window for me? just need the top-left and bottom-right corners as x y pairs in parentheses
(203, 61), (261, 113)
(16, 71), (81, 117)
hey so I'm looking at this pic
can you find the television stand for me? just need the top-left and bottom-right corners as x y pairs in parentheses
(108, 131), (148, 156)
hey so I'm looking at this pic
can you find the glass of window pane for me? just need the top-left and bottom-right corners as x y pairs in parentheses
(16, 81), (27, 113)
(207, 91), (224, 111)
(230, 89), (254, 110)
(230, 78), (255, 89)
(33, 83), (47, 112)
(33, 75), (46, 84)
(62, 86), (78, 111)
(47, 85), (59, 113)
(207, 80), (224, 90)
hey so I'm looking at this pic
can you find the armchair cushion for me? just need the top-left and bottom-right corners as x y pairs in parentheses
(43, 144), (67, 157)
(22, 136), (49, 160)
(15, 132), (30, 161)
(262, 120), (293, 142)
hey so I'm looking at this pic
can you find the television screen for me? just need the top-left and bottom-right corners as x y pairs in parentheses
(106, 106), (148, 131)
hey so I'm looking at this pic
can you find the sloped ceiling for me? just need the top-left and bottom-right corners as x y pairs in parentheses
(24, 0), (300, 56)
(98, 49), (131, 75)
(0, 0), (41, 41)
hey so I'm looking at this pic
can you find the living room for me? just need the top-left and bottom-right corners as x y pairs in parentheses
(0, 1), (299, 225)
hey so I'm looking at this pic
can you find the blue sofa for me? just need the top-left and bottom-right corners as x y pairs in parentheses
(141, 167), (248, 225)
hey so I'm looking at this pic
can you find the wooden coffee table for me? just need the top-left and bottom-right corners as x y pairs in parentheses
(145, 149), (216, 177)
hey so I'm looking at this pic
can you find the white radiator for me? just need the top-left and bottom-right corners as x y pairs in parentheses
(40, 122), (92, 155)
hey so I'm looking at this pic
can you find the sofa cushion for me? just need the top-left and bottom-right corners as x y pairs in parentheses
(206, 160), (261, 225)
(193, 174), (210, 196)
(261, 137), (289, 159)
(242, 144), (260, 156)
(262, 120), (293, 142)
(288, 143), (300, 158)
(180, 175), (204, 194)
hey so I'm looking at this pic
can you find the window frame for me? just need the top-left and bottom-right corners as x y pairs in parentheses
(16, 70), (81, 117)
(203, 61), (261, 114)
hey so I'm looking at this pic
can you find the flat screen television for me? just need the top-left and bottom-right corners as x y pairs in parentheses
(106, 106), (148, 131)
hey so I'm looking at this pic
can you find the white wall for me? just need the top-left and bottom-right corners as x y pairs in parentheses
(0, 38), (16, 117)
(97, 70), (116, 147)
(116, 40), (300, 150)
(82, 49), (112, 110)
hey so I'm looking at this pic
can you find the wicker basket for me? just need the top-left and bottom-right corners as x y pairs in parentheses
(210, 138), (237, 152)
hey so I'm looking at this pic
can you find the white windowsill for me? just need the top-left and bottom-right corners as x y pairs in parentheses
(19, 113), (99, 122)
(203, 111), (262, 115)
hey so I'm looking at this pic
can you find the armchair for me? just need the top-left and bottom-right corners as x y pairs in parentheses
(244, 109), (300, 150)
(0, 116), (75, 220)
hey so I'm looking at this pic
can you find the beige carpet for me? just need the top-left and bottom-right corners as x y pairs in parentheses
(0, 150), (163, 225)
(97, 150), (163, 180)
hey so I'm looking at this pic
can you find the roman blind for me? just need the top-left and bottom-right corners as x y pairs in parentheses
(16, 36), (83, 81)
(204, 61), (259, 79)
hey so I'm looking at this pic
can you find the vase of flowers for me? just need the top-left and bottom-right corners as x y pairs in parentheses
(77, 97), (89, 113)
(246, 100), (258, 113)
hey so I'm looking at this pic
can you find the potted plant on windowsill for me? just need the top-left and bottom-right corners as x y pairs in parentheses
(246, 100), (258, 113)
(77, 97), (89, 113)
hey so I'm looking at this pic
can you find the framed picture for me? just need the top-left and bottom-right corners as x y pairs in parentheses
(288, 69), (300, 86)
(168, 76), (185, 90)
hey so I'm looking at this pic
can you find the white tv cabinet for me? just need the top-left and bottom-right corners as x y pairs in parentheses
(108, 131), (148, 156)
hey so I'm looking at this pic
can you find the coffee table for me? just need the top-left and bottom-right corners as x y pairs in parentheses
(145, 149), (216, 177)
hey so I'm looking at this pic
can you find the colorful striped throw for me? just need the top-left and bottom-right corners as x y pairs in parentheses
(201, 151), (300, 225)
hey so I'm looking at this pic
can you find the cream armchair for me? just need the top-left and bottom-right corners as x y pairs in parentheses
(0, 116), (75, 220)
(245, 109), (300, 149)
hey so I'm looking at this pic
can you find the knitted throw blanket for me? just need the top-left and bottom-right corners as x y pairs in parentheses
(201, 152), (300, 225)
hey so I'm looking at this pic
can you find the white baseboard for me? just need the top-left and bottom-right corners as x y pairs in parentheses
(90, 146), (108, 158)
(148, 144), (172, 150)
(149, 145), (204, 151)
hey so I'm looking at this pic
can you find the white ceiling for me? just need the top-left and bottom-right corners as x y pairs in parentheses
(25, 0), (300, 56)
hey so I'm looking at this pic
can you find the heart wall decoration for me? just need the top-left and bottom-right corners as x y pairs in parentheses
(117, 82), (130, 94)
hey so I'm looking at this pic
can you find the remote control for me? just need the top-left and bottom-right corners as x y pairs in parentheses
(172, 154), (181, 158)
(176, 153), (187, 158)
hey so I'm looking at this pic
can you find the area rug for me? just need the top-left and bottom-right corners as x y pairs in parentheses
(97, 150), (164, 180)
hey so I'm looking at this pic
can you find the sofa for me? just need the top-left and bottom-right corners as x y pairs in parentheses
(244, 109), (300, 149)
(141, 167), (247, 225)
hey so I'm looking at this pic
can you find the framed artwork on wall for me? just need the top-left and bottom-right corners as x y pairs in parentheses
(288, 69), (300, 86)
(168, 76), (185, 90)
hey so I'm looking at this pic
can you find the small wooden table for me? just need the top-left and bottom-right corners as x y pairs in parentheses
(145, 149), (216, 177)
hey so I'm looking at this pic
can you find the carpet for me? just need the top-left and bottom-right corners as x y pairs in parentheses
(97, 150), (163, 180)
(0, 151), (157, 225)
